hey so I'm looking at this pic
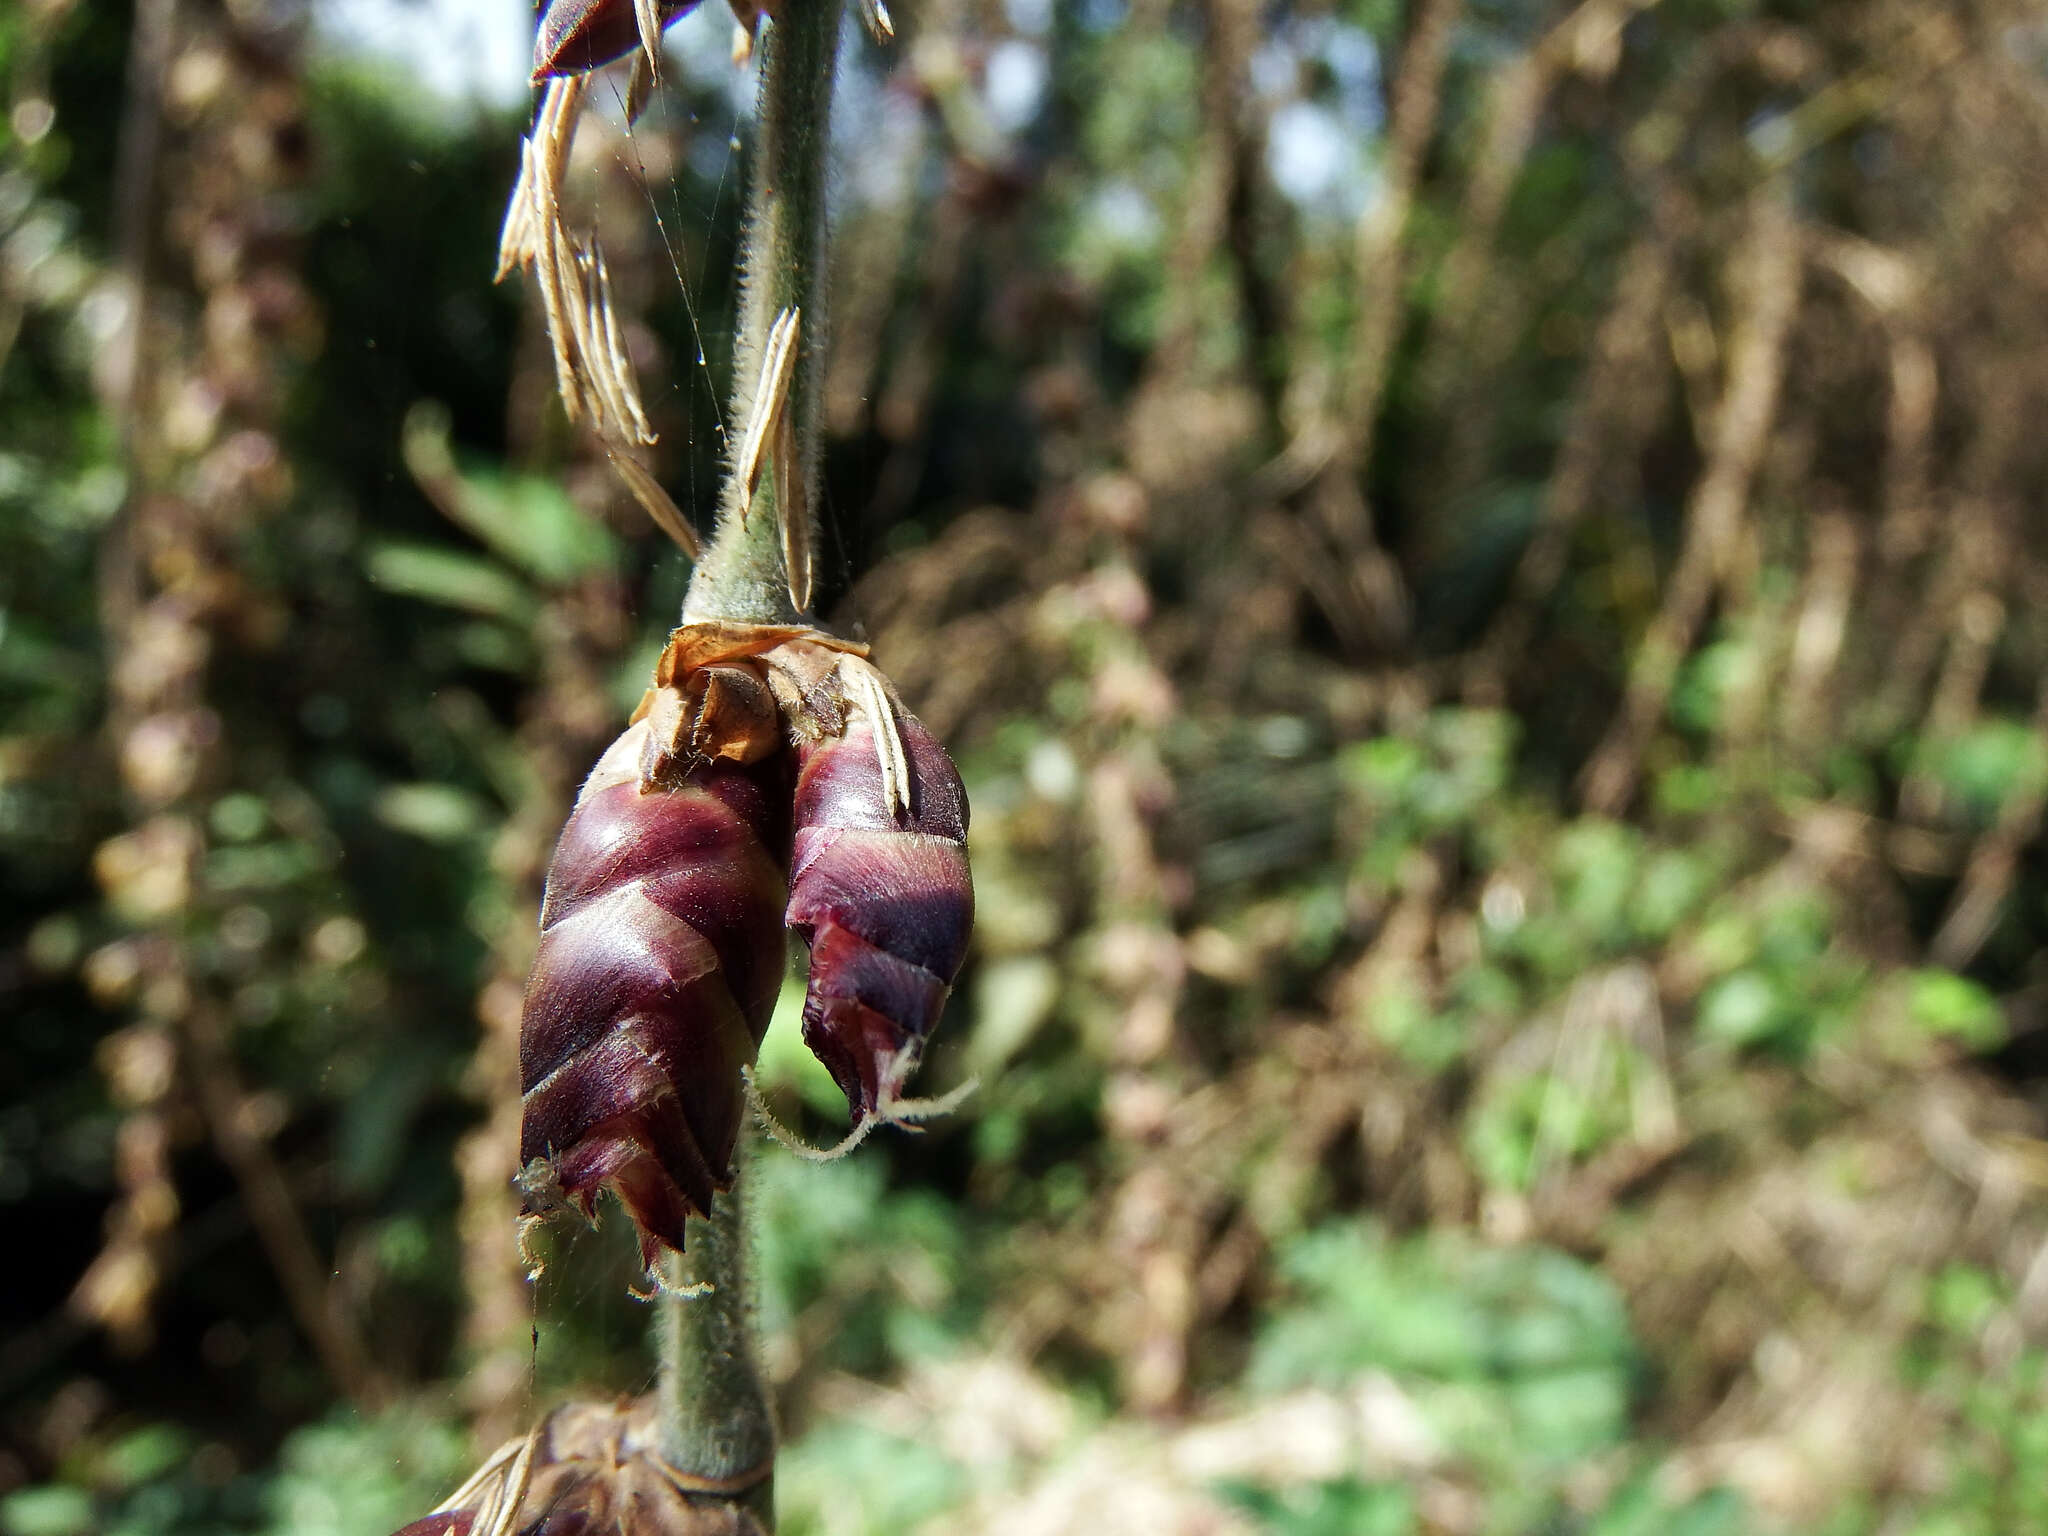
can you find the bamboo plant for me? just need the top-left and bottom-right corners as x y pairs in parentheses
(390, 2), (973, 1531)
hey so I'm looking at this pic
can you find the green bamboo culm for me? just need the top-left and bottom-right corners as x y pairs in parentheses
(682, 0), (848, 627)
(655, 1147), (776, 1518)
(661, 0), (850, 1520)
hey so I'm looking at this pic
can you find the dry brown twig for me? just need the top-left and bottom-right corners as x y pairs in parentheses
(1250, 0), (1465, 657)
(1580, 182), (1802, 815)
(1930, 677), (2048, 969)
(1419, 0), (1664, 514)
(1429, 0), (1663, 354)
(1463, 225), (1676, 701)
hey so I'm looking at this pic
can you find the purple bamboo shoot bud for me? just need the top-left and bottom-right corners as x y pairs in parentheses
(519, 712), (789, 1266)
(785, 703), (973, 1123)
(532, 0), (768, 80)
(533, 0), (691, 79)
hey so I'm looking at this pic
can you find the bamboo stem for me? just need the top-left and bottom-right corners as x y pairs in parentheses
(660, 0), (850, 1513)
(683, 0), (848, 625)
(656, 1149), (775, 1515)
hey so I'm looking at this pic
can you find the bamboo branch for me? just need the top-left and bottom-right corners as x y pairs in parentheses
(1462, 224), (1675, 702)
(184, 1004), (388, 1410)
(1271, 0), (1463, 657)
(1580, 183), (1801, 816)
(1337, 0), (1463, 468)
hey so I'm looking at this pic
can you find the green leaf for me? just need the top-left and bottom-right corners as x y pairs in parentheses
(1907, 970), (2005, 1051)
(448, 473), (619, 584)
(0, 1487), (94, 1536)
(1553, 820), (1642, 951)
(372, 782), (489, 843)
(1697, 971), (1783, 1049)
(1653, 763), (1729, 816)
(1926, 1264), (2003, 1336)
(1367, 975), (1462, 1071)
(401, 402), (620, 583)
(1633, 849), (1711, 940)
(1251, 1223), (1636, 1418)
(1218, 1478), (1416, 1536)
(363, 541), (533, 621)
(1671, 637), (1752, 734)
(969, 955), (1061, 1075)
(98, 1425), (192, 1490)
(777, 1421), (968, 1536)
(259, 1408), (466, 1536)
(1920, 717), (2048, 822)
(337, 1040), (442, 1194)
(1341, 735), (1424, 799)
(1590, 1475), (1749, 1536)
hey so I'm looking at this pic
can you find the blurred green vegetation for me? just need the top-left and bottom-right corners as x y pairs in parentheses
(7, 0), (2048, 1532)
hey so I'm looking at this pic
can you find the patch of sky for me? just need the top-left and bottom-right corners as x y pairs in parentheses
(1267, 101), (1344, 209)
(1076, 0), (1129, 37)
(1744, 108), (1795, 163)
(1006, 0), (1054, 39)
(686, 123), (742, 184)
(640, 5), (754, 184)
(313, 0), (530, 110)
(1250, 16), (1385, 221)
(1320, 20), (1385, 133)
(984, 39), (1050, 137)
(833, 26), (926, 213)
(1250, 17), (1383, 133)
(666, 1), (761, 115)
(1089, 179), (1161, 255)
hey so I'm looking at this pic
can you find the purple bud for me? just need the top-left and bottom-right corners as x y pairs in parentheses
(785, 712), (973, 1121)
(533, 0), (697, 81)
(519, 723), (790, 1264)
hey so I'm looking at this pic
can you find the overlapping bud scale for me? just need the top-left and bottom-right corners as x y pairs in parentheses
(787, 713), (973, 1123)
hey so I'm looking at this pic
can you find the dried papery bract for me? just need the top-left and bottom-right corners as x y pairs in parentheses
(726, 304), (813, 613)
(390, 1401), (766, 1536)
(731, 307), (802, 528)
(497, 77), (700, 559)
(766, 643), (975, 1126)
(518, 627), (806, 1267)
(497, 77), (587, 397)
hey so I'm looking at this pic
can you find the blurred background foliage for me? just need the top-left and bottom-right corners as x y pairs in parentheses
(6, 0), (2048, 1530)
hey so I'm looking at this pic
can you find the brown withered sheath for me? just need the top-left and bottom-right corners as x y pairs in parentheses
(391, 1402), (766, 1536)
(784, 697), (974, 1124)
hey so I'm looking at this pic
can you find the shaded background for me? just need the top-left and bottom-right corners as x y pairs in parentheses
(6, 0), (2048, 1530)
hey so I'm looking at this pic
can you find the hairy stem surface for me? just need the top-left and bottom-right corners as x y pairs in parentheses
(662, 0), (850, 1514)
(656, 1150), (775, 1511)
(683, 0), (847, 624)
